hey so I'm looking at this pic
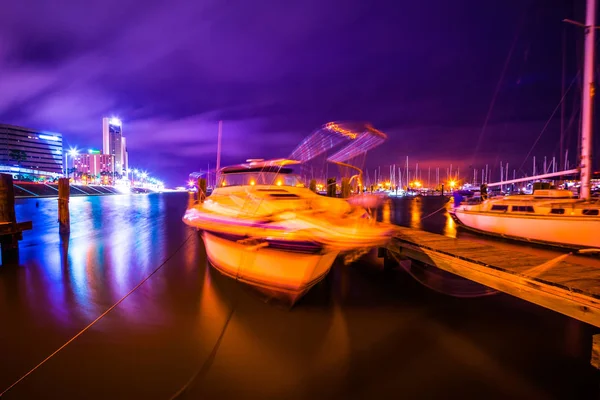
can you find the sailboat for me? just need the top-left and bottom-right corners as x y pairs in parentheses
(451, 0), (600, 249)
(183, 123), (396, 304)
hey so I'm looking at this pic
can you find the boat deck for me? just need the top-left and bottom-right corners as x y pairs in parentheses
(387, 226), (600, 329)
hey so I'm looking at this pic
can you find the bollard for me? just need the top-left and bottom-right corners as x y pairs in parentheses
(197, 178), (207, 203)
(326, 178), (336, 197)
(58, 178), (70, 234)
(188, 191), (195, 208)
(309, 179), (317, 193)
(440, 184), (444, 196)
(341, 177), (351, 198)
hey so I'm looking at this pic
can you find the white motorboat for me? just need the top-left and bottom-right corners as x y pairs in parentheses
(183, 122), (395, 303)
(183, 159), (395, 303)
(451, 0), (600, 250)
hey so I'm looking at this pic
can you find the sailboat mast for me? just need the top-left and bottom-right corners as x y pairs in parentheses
(216, 120), (223, 172)
(580, 0), (596, 200)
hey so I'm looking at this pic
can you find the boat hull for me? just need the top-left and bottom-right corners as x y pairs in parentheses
(452, 208), (600, 249)
(201, 231), (339, 304)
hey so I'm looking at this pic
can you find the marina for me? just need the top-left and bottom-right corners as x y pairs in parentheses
(3, 0), (600, 398)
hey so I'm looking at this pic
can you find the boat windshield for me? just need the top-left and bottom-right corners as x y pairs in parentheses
(218, 172), (305, 188)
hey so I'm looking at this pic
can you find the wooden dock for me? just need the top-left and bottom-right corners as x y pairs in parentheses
(385, 226), (600, 368)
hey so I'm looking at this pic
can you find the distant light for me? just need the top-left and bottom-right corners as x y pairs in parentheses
(250, 180), (255, 186)
(68, 148), (79, 157)
(39, 134), (60, 141)
(276, 180), (282, 186)
(109, 117), (122, 127)
(88, 149), (101, 154)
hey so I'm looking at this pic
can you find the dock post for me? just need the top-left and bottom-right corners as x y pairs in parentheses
(341, 177), (351, 198)
(440, 184), (444, 196)
(197, 178), (207, 203)
(309, 179), (317, 193)
(591, 334), (600, 369)
(58, 178), (70, 234)
(326, 178), (336, 197)
(0, 174), (19, 261)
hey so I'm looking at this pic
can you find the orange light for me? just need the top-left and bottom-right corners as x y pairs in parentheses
(276, 180), (282, 186)
(250, 180), (255, 186)
(221, 181), (226, 187)
(449, 180), (456, 188)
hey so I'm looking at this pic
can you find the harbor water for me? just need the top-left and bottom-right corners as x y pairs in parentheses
(0, 193), (598, 399)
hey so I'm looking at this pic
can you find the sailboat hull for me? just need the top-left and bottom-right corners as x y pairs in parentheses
(201, 231), (339, 303)
(452, 209), (600, 249)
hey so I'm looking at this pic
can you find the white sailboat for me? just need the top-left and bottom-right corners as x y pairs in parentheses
(451, 0), (600, 249)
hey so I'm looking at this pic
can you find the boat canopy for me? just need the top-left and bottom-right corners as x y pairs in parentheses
(289, 121), (387, 164)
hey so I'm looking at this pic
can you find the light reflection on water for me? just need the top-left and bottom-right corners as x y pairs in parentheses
(9, 194), (182, 327)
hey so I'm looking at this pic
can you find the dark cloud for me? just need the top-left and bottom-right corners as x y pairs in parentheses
(0, 0), (588, 185)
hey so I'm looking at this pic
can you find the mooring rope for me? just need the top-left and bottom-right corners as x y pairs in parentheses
(168, 296), (237, 399)
(0, 231), (195, 398)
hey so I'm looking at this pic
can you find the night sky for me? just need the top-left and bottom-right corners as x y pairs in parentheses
(0, 0), (593, 185)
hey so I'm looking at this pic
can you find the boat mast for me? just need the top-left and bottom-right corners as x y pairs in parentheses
(216, 120), (223, 172)
(580, 0), (596, 200)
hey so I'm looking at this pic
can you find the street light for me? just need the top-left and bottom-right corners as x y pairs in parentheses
(65, 147), (79, 178)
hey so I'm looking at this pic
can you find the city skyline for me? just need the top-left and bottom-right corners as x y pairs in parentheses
(0, 0), (596, 186)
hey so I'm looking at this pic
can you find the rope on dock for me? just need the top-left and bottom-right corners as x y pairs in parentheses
(0, 231), (195, 398)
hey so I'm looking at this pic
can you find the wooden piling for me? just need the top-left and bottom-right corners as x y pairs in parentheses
(197, 178), (207, 203)
(341, 177), (351, 198)
(0, 174), (16, 225)
(309, 179), (317, 193)
(0, 174), (18, 261)
(58, 178), (70, 234)
(326, 178), (336, 197)
(0, 174), (32, 263)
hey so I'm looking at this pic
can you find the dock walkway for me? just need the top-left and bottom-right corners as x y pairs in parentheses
(386, 226), (600, 368)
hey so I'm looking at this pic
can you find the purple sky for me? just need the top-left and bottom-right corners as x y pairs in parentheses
(0, 0), (592, 185)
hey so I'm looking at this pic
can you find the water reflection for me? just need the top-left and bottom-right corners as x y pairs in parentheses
(9, 194), (186, 330)
(409, 198), (422, 229)
(443, 209), (457, 238)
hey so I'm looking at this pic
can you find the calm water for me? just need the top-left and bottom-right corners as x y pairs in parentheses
(0, 193), (598, 399)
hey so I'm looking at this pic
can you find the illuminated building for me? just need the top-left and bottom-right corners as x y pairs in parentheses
(0, 123), (63, 177)
(74, 151), (114, 176)
(102, 117), (127, 175)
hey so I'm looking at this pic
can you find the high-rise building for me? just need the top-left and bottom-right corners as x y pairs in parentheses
(102, 117), (126, 175)
(122, 136), (129, 172)
(0, 123), (63, 176)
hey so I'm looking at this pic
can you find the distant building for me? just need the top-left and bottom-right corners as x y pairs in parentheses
(74, 151), (114, 176)
(122, 136), (129, 172)
(0, 123), (63, 177)
(102, 117), (127, 175)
